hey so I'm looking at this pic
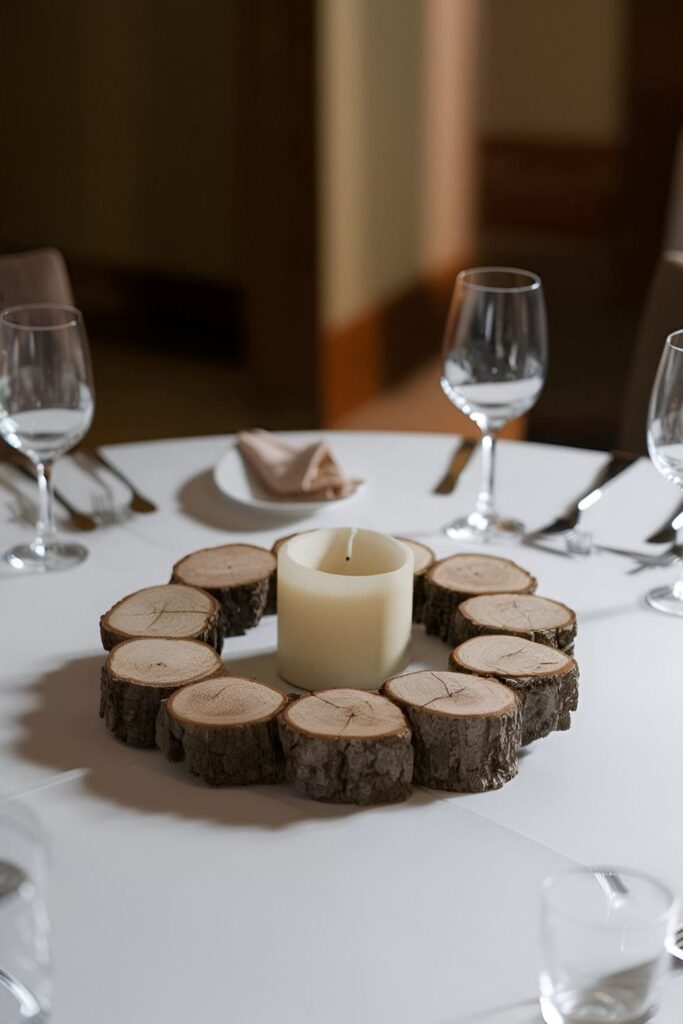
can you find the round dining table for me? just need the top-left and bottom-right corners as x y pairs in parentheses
(2, 431), (683, 1024)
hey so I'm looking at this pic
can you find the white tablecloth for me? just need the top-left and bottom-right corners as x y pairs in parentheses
(2, 432), (683, 1023)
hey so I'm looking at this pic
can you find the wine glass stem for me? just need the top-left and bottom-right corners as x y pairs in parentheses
(475, 430), (498, 519)
(34, 461), (56, 554)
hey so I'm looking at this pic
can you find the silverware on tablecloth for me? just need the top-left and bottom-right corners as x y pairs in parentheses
(565, 529), (683, 569)
(531, 451), (638, 536)
(669, 923), (683, 966)
(85, 449), (157, 513)
(11, 460), (98, 532)
(626, 542), (683, 574)
(645, 498), (683, 544)
(433, 438), (477, 495)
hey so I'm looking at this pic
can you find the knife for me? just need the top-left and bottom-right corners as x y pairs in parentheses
(433, 438), (477, 495)
(11, 459), (98, 531)
(646, 497), (683, 545)
(531, 450), (638, 535)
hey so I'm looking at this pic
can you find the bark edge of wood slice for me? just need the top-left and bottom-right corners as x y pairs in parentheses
(383, 670), (521, 791)
(100, 637), (224, 747)
(423, 553), (537, 643)
(453, 593), (576, 652)
(278, 688), (413, 804)
(448, 634), (579, 745)
(100, 583), (224, 652)
(171, 543), (276, 637)
(394, 537), (436, 623)
(156, 675), (288, 785)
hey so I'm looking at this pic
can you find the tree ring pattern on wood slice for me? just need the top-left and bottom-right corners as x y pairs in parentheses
(454, 593), (576, 653)
(172, 544), (276, 637)
(100, 583), (224, 652)
(383, 670), (522, 791)
(156, 676), (288, 785)
(448, 635), (578, 746)
(394, 537), (436, 624)
(100, 638), (224, 747)
(278, 688), (413, 804)
(423, 553), (537, 643)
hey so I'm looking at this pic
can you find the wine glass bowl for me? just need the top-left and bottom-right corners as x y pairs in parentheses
(646, 328), (683, 614)
(440, 267), (548, 542)
(0, 304), (95, 572)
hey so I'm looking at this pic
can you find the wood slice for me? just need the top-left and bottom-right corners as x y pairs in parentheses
(156, 676), (288, 785)
(453, 593), (577, 653)
(100, 638), (224, 747)
(423, 554), (537, 643)
(383, 670), (521, 792)
(171, 544), (276, 636)
(278, 688), (413, 804)
(395, 537), (436, 623)
(448, 635), (579, 745)
(100, 583), (224, 652)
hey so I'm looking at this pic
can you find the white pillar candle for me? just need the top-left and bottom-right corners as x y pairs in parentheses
(277, 528), (413, 691)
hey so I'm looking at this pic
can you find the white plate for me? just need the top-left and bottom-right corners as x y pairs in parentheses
(213, 442), (365, 515)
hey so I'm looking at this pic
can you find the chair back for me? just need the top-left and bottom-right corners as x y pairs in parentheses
(0, 247), (73, 312)
(619, 249), (683, 453)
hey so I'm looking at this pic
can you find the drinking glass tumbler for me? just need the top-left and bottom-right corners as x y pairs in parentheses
(0, 804), (51, 1022)
(540, 866), (677, 1024)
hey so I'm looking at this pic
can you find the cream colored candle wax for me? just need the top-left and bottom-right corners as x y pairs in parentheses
(277, 528), (413, 691)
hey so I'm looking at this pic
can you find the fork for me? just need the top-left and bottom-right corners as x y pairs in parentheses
(565, 529), (683, 569)
(626, 542), (683, 574)
(86, 449), (157, 513)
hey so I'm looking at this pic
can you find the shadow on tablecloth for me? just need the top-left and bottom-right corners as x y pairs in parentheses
(13, 646), (445, 829)
(177, 469), (306, 534)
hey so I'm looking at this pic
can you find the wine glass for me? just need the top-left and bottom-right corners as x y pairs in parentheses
(440, 267), (548, 542)
(0, 304), (95, 571)
(646, 328), (683, 615)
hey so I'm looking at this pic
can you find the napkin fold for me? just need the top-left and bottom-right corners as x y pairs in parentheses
(237, 429), (359, 500)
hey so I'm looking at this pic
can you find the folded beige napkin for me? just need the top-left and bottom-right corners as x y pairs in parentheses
(237, 429), (359, 500)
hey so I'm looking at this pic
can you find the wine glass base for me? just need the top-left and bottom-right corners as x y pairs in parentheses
(5, 540), (88, 573)
(645, 584), (683, 616)
(444, 512), (525, 544)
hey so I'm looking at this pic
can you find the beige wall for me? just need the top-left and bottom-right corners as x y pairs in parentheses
(317, 0), (479, 327)
(478, 0), (627, 144)
(0, 0), (238, 280)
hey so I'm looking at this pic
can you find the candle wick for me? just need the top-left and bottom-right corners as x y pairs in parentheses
(345, 528), (358, 562)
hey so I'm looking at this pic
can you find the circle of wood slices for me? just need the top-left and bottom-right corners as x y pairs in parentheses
(448, 635), (578, 746)
(100, 638), (224, 747)
(423, 554), (537, 643)
(100, 583), (223, 652)
(394, 537), (436, 623)
(157, 676), (289, 785)
(383, 670), (521, 791)
(453, 593), (576, 653)
(278, 688), (413, 804)
(171, 544), (276, 637)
